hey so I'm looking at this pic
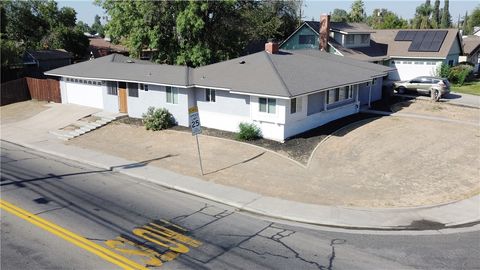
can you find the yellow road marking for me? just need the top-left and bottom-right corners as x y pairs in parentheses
(0, 199), (148, 270)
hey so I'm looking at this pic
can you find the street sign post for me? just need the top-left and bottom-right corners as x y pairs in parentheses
(188, 106), (204, 175)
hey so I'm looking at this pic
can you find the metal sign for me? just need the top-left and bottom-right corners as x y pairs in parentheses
(188, 106), (202, 136)
(188, 106), (204, 175)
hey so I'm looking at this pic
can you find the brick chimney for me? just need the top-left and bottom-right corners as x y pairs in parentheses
(265, 41), (279, 54)
(319, 14), (330, 51)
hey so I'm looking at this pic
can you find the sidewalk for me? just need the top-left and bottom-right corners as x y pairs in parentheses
(2, 131), (479, 230)
(1, 102), (479, 230)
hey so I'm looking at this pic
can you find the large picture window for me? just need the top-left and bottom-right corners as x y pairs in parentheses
(166, 86), (178, 104)
(327, 86), (353, 105)
(259, 98), (276, 114)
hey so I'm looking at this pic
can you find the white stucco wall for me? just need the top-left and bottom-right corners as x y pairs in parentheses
(64, 81), (104, 109)
(250, 96), (287, 141)
(195, 88), (251, 133)
(126, 84), (191, 126)
(284, 101), (360, 139)
(102, 82), (119, 113)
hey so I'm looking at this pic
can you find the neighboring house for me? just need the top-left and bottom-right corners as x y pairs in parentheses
(23, 50), (73, 75)
(89, 37), (129, 59)
(459, 35), (480, 73)
(280, 15), (464, 81)
(45, 43), (392, 142)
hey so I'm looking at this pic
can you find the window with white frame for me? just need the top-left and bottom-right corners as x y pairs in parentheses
(128, 83), (139, 97)
(139, 83), (149, 91)
(290, 97), (302, 114)
(166, 86), (178, 104)
(107, 82), (118, 95)
(346, 34), (355, 45)
(259, 97), (276, 114)
(327, 86), (353, 105)
(205, 88), (216, 102)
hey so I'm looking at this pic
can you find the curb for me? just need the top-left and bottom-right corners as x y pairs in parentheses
(3, 138), (479, 231)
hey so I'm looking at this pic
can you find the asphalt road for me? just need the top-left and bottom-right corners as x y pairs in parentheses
(1, 140), (479, 270)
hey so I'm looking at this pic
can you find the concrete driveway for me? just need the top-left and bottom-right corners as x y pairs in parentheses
(1, 101), (100, 144)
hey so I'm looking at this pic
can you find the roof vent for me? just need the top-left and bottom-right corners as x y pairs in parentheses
(239, 60), (246, 64)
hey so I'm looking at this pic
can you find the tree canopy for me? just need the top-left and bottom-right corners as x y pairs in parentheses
(349, 0), (366, 23)
(367, 9), (408, 29)
(331, 8), (348, 22)
(1, 0), (89, 67)
(97, 0), (301, 67)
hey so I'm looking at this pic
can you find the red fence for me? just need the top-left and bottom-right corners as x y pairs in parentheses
(1, 77), (61, 106)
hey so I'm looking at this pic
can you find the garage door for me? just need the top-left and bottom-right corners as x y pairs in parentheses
(65, 81), (104, 109)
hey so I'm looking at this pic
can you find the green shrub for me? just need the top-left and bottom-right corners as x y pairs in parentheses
(142, 107), (174, 131)
(437, 63), (450, 78)
(448, 65), (473, 86)
(236, 122), (261, 141)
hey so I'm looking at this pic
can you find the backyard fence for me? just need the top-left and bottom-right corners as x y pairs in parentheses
(1, 77), (61, 106)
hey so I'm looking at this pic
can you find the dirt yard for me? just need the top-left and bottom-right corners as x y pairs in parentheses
(391, 99), (480, 123)
(0, 100), (49, 125)
(68, 113), (480, 208)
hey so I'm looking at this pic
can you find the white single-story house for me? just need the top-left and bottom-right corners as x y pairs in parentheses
(45, 43), (392, 142)
(280, 15), (464, 81)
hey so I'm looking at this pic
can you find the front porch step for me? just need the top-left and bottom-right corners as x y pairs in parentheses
(50, 111), (126, 141)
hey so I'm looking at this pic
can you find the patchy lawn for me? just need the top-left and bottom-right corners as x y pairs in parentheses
(451, 79), (480, 96)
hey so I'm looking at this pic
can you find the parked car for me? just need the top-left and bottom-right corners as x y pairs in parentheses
(393, 76), (450, 98)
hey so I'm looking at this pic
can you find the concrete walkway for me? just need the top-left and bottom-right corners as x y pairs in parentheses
(1, 103), (479, 230)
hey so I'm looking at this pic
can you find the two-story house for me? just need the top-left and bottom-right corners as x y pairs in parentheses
(281, 15), (464, 82)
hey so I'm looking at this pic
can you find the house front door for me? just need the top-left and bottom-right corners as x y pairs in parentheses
(118, 82), (128, 113)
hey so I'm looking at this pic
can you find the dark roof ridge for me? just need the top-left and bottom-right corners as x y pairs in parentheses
(263, 52), (293, 97)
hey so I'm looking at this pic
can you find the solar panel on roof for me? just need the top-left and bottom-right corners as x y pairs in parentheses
(394, 31), (408, 41)
(408, 31), (426, 51)
(419, 31), (436, 51)
(408, 30), (448, 52)
(405, 31), (418, 41)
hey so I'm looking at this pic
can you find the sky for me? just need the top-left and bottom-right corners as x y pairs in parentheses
(58, 0), (480, 26)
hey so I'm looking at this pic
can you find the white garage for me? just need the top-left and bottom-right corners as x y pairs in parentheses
(64, 78), (104, 109)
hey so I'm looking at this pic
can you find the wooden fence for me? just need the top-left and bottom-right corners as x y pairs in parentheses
(1, 77), (61, 106)
(26, 77), (61, 103)
(0, 78), (30, 106)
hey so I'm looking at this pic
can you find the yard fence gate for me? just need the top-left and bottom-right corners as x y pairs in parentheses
(1, 77), (61, 106)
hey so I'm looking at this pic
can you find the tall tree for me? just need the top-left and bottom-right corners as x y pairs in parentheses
(98, 0), (300, 66)
(461, 11), (471, 35)
(91, 14), (104, 37)
(432, 0), (441, 27)
(412, 3), (433, 29)
(331, 8), (348, 22)
(469, 5), (480, 29)
(367, 9), (408, 29)
(349, 0), (366, 23)
(440, 0), (451, 28)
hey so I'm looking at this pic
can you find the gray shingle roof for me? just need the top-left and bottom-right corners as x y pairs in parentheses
(45, 54), (191, 86)
(462, 35), (480, 55)
(195, 50), (391, 97)
(46, 51), (391, 98)
(27, 50), (73, 60)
